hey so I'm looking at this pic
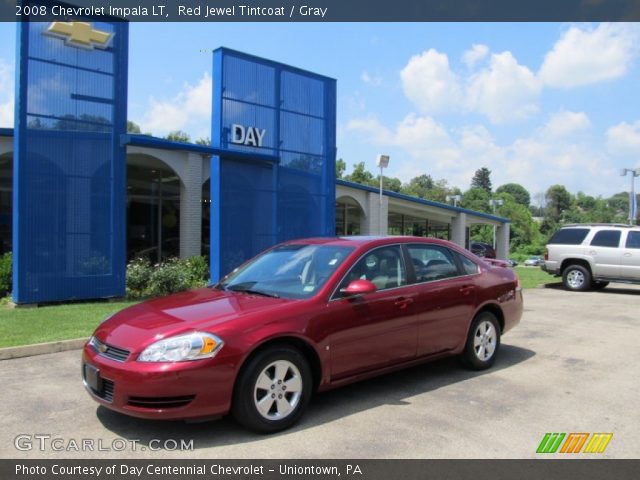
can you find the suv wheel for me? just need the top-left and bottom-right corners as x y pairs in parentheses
(562, 264), (591, 291)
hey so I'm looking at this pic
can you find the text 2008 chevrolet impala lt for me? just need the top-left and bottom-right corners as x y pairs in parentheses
(83, 236), (522, 432)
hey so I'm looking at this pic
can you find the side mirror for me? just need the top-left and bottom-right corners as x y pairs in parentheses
(340, 279), (377, 297)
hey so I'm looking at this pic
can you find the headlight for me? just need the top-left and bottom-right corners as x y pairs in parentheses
(138, 332), (224, 362)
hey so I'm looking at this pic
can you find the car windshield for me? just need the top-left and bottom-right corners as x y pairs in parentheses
(217, 244), (354, 299)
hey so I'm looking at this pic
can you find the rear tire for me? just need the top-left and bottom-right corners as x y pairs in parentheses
(462, 312), (501, 370)
(562, 264), (592, 291)
(232, 346), (312, 433)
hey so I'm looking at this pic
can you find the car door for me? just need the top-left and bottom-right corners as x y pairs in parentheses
(325, 245), (419, 380)
(405, 244), (478, 356)
(588, 230), (622, 278)
(620, 231), (640, 280)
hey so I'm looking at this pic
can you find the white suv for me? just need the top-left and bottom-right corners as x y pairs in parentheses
(543, 224), (640, 291)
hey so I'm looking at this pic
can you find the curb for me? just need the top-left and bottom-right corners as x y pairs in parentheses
(0, 338), (88, 361)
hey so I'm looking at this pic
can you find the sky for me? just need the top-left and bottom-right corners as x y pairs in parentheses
(1, 22), (640, 201)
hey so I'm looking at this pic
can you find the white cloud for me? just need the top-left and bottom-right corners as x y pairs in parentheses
(606, 121), (640, 156)
(539, 23), (640, 88)
(542, 111), (591, 138)
(400, 49), (462, 114)
(466, 51), (541, 124)
(361, 71), (382, 86)
(138, 72), (211, 138)
(0, 58), (14, 127)
(462, 44), (489, 69)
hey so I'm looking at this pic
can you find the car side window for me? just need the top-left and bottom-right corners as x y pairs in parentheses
(626, 231), (640, 249)
(590, 230), (621, 248)
(407, 244), (460, 283)
(458, 254), (479, 275)
(336, 245), (407, 295)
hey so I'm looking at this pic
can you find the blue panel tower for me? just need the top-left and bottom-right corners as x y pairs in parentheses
(13, 16), (128, 303)
(211, 48), (337, 281)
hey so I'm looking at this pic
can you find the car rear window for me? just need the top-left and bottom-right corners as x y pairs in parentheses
(548, 228), (589, 245)
(590, 230), (621, 248)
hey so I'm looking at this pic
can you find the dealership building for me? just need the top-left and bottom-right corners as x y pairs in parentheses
(0, 17), (510, 304)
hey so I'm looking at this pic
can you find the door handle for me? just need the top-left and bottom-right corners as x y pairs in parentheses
(394, 297), (414, 309)
(623, 253), (632, 257)
(459, 285), (475, 296)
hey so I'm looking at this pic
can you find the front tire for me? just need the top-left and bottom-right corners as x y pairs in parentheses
(462, 312), (501, 370)
(232, 346), (312, 433)
(562, 264), (591, 291)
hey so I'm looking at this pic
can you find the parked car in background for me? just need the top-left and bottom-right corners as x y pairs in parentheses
(470, 242), (496, 259)
(524, 255), (545, 267)
(507, 259), (518, 267)
(543, 224), (640, 291)
(83, 236), (522, 433)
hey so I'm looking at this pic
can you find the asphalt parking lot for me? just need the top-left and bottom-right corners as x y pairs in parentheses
(1, 284), (638, 459)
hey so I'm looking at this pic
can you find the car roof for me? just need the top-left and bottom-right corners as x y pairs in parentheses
(281, 236), (459, 249)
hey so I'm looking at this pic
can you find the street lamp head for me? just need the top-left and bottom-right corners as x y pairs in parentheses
(376, 154), (390, 169)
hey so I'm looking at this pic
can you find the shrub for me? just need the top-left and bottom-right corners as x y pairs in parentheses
(125, 257), (153, 299)
(126, 256), (209, 299)
(185, 255), (209, 285)
(0, 252), (11, 297)
(146, 258), (193, 298)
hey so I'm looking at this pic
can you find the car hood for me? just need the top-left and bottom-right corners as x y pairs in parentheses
(94, 287), (294, 351)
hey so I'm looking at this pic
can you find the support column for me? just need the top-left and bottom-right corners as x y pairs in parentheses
(450, 213), (467, 248)
(364, 192), (388, 235)
(179, 153), (204, 259)
(496, 223), (510, 260)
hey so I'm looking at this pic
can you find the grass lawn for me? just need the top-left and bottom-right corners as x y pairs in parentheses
(514, 266), (557, 289)
(0, 300), (136, 349)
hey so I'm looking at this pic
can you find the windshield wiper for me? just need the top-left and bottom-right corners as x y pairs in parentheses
(226, 285), (280, 298)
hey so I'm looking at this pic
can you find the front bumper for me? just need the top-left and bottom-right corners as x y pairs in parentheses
(82, 344), (237, 420)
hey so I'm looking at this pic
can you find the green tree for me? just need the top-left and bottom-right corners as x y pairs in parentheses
(165, 130), (191, 143)
(460, 187), (491, 213)
(195, 137), (211, 146)
(402, 174), (435, 198)
(496, 183), (530, 207)
(345, 162), (375, 185)
(335, 158), (346, 179)
(545, 184), (572, 222)
(471, 167), (492, 193)
(127, 121), (141, 134)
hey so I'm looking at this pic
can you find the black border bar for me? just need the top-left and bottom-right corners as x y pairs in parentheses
(4, 0), (640, 22)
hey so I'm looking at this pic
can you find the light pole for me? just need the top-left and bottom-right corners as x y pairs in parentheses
(489, 199), (504, 249)
(620, 168), (640, 225)
(376, 155), (390, 235)
(446, 194), (462, 207)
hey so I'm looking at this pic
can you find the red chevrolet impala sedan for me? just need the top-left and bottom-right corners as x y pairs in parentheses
(83, 236), (522, 432)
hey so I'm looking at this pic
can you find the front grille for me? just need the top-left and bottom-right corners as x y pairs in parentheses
(127, 395), (195, 409)
(90, 337), (130, 362)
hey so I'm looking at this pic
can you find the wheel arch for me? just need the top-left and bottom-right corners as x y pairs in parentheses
(474, 302), (505, 333)
(233, 335), (323, 395)
(560, 258), (592, 275)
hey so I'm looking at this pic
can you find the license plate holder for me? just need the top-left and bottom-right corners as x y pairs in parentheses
(84, 363), (102, 393)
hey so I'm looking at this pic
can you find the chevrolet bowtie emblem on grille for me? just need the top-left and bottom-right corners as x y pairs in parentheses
(45, 22), (113, 50)
(98, 343), (108, 353)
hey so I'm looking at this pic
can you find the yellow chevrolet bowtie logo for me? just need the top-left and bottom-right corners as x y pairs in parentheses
(45, 22), (113, 50)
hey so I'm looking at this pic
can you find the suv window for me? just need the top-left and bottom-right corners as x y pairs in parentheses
(407, 244), (460, 282)
(590, 230), (621, 248)
(548, 228), (589, 245)
(626, 231), (640, 249)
